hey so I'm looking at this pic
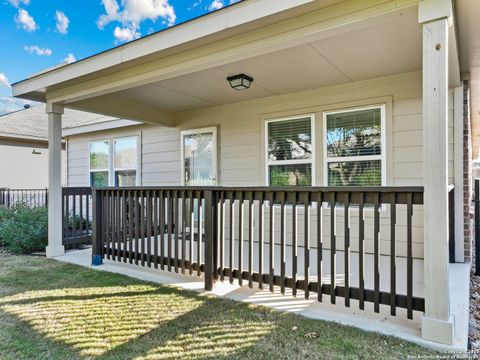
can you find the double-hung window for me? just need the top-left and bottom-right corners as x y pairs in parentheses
(89, 140), (110, 187)
(266, 115), (314, 186)
(324, 105), (385, 186)
(114, 137), (138, 186)
(89, 136), (138, 187)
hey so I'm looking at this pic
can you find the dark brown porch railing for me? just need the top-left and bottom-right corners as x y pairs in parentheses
(62, 187), (92, 247)
(92, 186), (424, 319)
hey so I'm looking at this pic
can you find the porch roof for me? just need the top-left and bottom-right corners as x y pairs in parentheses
(10, 0), (467, 127)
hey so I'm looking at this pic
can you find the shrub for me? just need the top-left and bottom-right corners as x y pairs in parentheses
(0, 205), (48, 254)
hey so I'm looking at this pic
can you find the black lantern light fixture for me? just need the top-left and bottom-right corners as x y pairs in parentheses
(227, 73), (253, 90)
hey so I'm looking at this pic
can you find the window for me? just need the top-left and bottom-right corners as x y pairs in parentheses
(114, 137), (137, 186)
(324, 105), (385, 186)
(266, 115), (314, 186)
(89, 140), (109, 187)
(89, 136), (138, 187)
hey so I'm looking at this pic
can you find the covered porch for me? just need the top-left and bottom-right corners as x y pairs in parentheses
(12, 0), (468, 349)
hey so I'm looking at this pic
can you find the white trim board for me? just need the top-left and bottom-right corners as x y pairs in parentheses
(63, 119), (141, 137)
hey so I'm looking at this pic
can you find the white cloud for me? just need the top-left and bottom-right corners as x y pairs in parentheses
(0, 97), (38, 115)
(62, 53), (76, 64)
(55, 10), (69, 34)
(6, 0), (30, 8)
(208, 0), (223, 11)
(24, 45), (52, 56)
(97, 0), (176, 43)
(0, 73), (10, 88)
(113, 26), (140, 42)
(14, 8), (37, 32)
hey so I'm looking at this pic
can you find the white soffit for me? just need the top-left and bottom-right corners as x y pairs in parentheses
(109, 6), (422, 112)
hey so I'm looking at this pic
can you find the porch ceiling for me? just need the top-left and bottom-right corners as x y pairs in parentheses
(70, 6), (421, 121)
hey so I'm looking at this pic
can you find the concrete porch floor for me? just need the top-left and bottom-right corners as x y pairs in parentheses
(55, 247), (470, 352)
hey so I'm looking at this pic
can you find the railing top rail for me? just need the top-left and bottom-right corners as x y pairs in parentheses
(62, 187), (92, 195)
(3, 188), (48, 191)
(91, 185), (424, 193)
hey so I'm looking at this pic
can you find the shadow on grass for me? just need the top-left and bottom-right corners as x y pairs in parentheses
(0, 283), (276, 359)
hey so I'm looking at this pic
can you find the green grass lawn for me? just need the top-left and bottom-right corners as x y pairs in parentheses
(0, 254), (437, 360)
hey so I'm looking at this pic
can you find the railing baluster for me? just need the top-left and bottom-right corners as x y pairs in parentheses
(373, 192), (380, 313)
(238, 191), (244, 286)
(406, 192), (413, 319)
(304, 192), (310, 300)
(122, 190), (127, 263)
(134, 190), (140, 265)
(229, 193), (234, 284)
(167, 190), (172, 272)
(390, 193), (397, 315)
(280, 192), (286, 294)
(189, 191), (194, 275)
(174, 190), (179, 273)
(269, 192), (275, 292)
(292, 192), (298, 297)
(160, 190), (165, 270)
(330, 192), (336, 304)
(258, 192), (264, 290)
(140, 190), (145, 266)
(197, 191), (203, 277)
(248, 191), (254, 288)
(344, 192), (350, 307)
(317, 192), (323, 302)
(358, 192), (365, 310)
(116, 190), (121, 260)
(153, 191), (158, 267)
(146, 190), (152, 268)
(72, 194), (77, 236)
(220, 191), (225, 282)
(128, 190), (133, 264)
(182, 191), (187, 274)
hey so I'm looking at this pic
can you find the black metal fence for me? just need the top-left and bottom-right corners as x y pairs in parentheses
(0, 188), (48, 208)
(92, 186), (425, 319)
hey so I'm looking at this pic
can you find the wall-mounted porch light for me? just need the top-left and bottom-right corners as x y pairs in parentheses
(227, 74), (253, 90)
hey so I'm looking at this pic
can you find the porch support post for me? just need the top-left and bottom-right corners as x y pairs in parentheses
(419, 0), (454, 345)
(45, 103), (64, 258)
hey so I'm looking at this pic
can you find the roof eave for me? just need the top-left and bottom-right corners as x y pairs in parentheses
(12, 0), (315, 100)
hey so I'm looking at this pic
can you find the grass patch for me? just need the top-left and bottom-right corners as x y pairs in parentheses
(0, 254), (437, 359)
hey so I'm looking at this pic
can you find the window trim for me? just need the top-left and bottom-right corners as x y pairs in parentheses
(180, 126), (218, 186)
(88, 139), (111, 187)
(264, 113), (316, 186)
(322, 104), (386, 187)
(88, 135), (140, 187)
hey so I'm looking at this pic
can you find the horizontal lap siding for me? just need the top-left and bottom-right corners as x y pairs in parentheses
(67, 139), (89, 186)
(141, 127), (180, 186)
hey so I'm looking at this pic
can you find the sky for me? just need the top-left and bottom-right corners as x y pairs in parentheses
(0, 0), (240, 115)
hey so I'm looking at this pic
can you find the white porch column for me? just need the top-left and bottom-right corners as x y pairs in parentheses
(45, 103), (64, 258)
(419, 0), (454, 345)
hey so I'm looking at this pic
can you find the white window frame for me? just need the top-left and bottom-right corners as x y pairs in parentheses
(180, 126), (218, 186)
(265, 113), (316, 186)
(323, 104), (386, 187)
(89, 139), (111, 187)
(88, 136), (140, 187)
(113, 136), (141, 187)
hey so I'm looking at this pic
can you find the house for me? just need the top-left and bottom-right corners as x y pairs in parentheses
(0, 105), (137, 188)
(9, 0), (479, 349)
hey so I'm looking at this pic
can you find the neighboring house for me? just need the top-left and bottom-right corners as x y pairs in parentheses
(0, 105), (139, 188)
(10, 0), (480, 349)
